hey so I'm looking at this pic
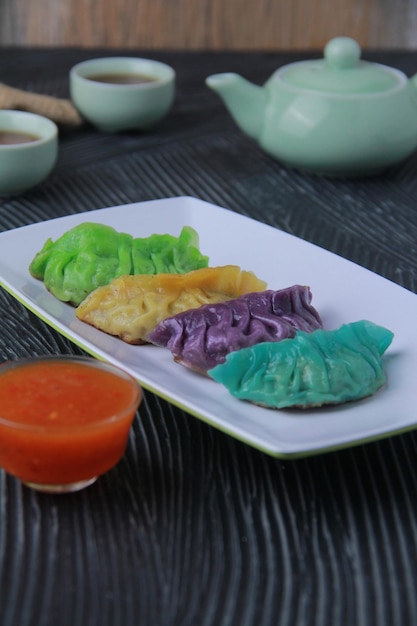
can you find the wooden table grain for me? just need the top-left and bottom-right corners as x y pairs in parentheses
(1, 0), (417, 50)
(0, 48), (416, 626)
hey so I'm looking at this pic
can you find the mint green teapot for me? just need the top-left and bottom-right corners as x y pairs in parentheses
(206, 37), (417, 177)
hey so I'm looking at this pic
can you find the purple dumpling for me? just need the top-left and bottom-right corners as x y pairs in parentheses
(148, 285), (323, 374)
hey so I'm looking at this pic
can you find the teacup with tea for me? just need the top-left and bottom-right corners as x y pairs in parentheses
(0, 110), (58, 195)
(70, 57), (176, 132)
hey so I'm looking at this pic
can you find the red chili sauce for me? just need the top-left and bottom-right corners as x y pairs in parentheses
(0, 359), (141, 485)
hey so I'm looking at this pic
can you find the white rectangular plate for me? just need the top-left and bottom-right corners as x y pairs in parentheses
(0, 196), (416, 457)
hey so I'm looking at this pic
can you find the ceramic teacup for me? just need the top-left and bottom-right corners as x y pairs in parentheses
(0, 110), (58, 195)
(70, 57), (176, 132)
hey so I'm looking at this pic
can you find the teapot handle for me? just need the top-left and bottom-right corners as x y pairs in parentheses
(409, 73), (417, 92)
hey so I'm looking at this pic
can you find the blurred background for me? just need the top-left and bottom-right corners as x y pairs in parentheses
(0, 0), (416, 50)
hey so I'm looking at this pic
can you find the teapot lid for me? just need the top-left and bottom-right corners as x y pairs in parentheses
(279, 37), (402, 94)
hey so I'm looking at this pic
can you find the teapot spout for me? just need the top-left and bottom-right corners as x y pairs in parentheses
(206, 73), (267, 140)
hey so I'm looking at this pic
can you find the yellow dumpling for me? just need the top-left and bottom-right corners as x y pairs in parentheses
(75, 265), (267, 344)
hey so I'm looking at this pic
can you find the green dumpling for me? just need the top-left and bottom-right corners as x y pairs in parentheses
(208, 320), (394, 408)
(29, 222), (209, 305)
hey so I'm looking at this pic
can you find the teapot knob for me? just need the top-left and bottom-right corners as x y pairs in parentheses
(324, 37), (361, 69)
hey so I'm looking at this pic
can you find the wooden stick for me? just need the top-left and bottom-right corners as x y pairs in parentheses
(0, 83), (83, 126)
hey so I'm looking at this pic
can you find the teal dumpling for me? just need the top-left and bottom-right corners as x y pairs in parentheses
(208, 320), (394, 408)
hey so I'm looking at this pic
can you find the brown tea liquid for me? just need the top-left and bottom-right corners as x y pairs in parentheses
(86, 73), (157, 85)
(0, 130), (40, 145)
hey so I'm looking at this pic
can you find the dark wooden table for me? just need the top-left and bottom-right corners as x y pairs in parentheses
(0, 48), (416, 626)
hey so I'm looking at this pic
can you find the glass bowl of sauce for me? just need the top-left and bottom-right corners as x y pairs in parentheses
(0, 355), (142, 493)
